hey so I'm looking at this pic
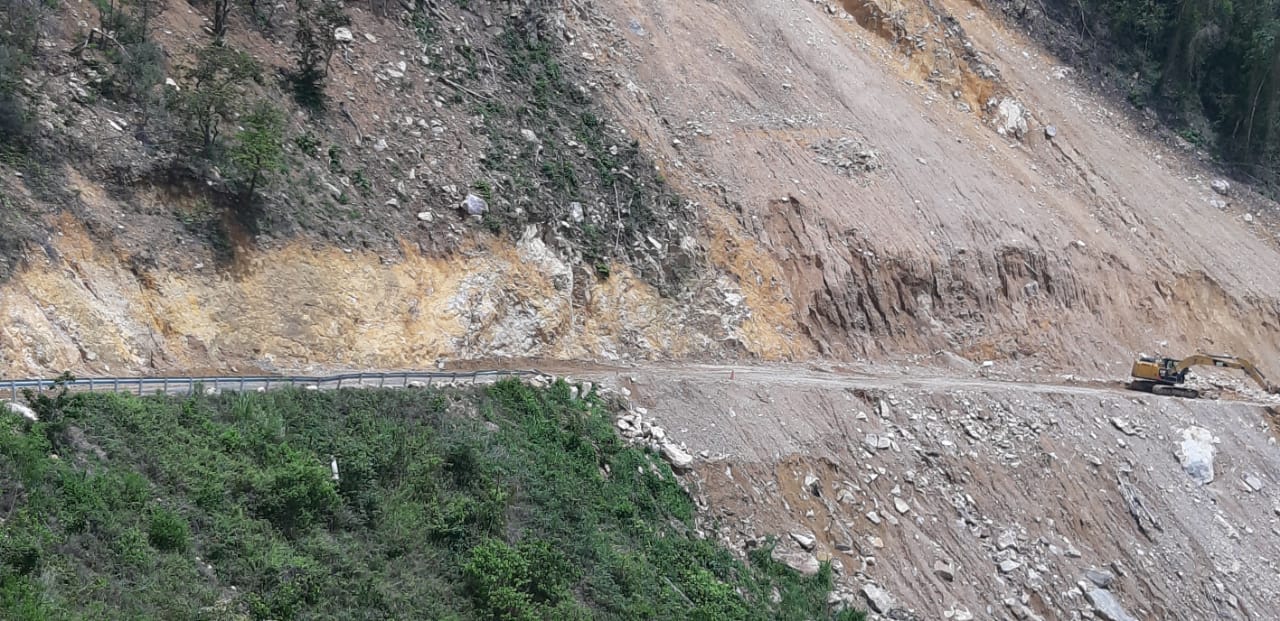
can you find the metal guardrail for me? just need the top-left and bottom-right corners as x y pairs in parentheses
(1, 369), (546, 402)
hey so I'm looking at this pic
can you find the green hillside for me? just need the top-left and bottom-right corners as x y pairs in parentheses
(0, 378), (862, 620)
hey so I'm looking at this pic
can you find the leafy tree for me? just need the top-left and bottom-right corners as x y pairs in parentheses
(228, 101), (285, 200)
(1062, 0), (1280, 185)
(169, 44), (261, 152)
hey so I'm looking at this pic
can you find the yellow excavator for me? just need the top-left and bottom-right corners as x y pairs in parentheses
(1129, 352), (1280, 399)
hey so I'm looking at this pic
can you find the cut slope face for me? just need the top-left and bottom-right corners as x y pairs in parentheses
(577, 0), (1280, 369)
(592, 364), (1280, 619)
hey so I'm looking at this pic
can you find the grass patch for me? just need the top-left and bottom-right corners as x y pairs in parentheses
(0, 379), (862, 620)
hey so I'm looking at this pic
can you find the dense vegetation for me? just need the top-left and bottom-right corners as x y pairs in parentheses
(0, 379), (863, 620)
(1051, 0), (1280, 182)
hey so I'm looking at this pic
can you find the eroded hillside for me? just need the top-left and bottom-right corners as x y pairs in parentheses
(2, 0), (1280, 377)
(585, 364), (1280, 620)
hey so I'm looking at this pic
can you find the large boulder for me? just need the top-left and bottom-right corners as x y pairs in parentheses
(861, 584), (894, 614)
(1176, 426), (1217, 485)
(4, 402), (37, 422)
(771, 546), (820, 576)
(1086, 588), (1137, 621)
(659, 441), (694, 472)
(994, 98), (1029, 139)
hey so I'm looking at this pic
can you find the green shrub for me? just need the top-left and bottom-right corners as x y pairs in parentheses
(147, 507), (190, 553)
(252, 450), (341, 534)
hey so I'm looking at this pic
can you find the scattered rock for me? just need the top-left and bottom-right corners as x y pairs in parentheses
(520, 128), (540, 144)
(790, 531), (817, 551)
(1110, 418), (1138, 436)
(861, 584), (894, 614)
(998, 559), (1021, 573)
(1177, 426), (1217, 485)
(997, 530), (1017, 551)
(1244, 213), (1254, 223)
(1209, 198), (1227, 210)
(5, 402), (37, 422)
(463, 193), (489, 216)
(933, 559), (955, 581)
(1211, 178), (1231, 196)
(373, 138), (388, 152)
(1244, 475), (1263, 492)
(334, 27), (353, 42)
(893, 497), (910, 514)
(659, 441), (694, 472)
(569, 201), (584, 222)
(803, 473), (820, 493)
(865, 433), (892, 450)
(1085, 568), (1116, 589)
(866, 511), (882, 525)
(1086, 588), (1138, 621)
(417, 211), (434, 222)
(810, 136), (880, 175)
(1023, 281), (1039, 297)
(771, 547), (820, 576)
(1044, 125), (1057, 139)
(949, 607), (975, 621)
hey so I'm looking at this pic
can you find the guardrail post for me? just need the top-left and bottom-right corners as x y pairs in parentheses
(88, 378), (94, 393)
(113, 378), (119, 393)
(7, 380), (14, 402)
(337, 377), (342, 390)
(265, 379), (271, 391)
(189, 378), (194, 396)
(378, 374), (385, 388)
(162, 378), (168, 395)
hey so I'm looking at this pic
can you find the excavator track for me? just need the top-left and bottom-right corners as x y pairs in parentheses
(1151, 384), (1201, 399)
(1127, 379), (1200, 399)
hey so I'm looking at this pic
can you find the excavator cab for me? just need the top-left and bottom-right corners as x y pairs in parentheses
(1131, 356), (1185, 382)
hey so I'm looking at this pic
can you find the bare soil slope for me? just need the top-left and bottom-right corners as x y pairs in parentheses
(577, 0), (1280, 370)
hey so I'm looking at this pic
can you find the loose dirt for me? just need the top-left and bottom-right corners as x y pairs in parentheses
(576, 362), (1280, 620)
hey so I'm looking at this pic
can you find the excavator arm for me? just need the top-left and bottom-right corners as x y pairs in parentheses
(1173, 354), (1280, 394)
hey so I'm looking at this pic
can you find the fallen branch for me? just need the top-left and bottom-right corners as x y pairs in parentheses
(67, 28), (131, 59)
(439, 76), (488, 101)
